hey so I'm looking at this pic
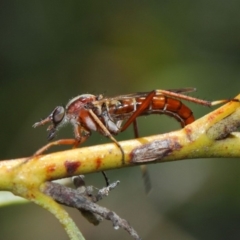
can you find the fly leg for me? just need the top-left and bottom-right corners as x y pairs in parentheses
(116, 91), (160, 193)
(154, 89), (239, 107)
(33, 125), (90, 156)
(119, 90), (195, 192)
(33, 139), (80, 156)
(22, 136), (89, 165)
(120, 90), (158, 132)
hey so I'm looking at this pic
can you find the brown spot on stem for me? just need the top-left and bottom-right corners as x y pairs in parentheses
(207, 108), (224, 123)
(26, 193), (36, 199)
(46, 164), (57, 173)
(184, 126), (193, 142)
(95, 157), (102, 170)
(64, 160), (81, 175)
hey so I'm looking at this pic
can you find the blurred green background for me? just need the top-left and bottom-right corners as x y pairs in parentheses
(1, 1), (240, 239)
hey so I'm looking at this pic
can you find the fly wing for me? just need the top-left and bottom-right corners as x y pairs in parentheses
(165, 87), (196, 94)
(91, 88), (197, 109)
(102, 87), (196, 101)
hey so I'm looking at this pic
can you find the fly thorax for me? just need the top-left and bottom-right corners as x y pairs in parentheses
(84, 115), (97, 131)
(102, 111), (119, 134)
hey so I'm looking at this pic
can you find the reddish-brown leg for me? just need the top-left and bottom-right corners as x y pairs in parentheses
(125, 89), (239, 192)
(33, 136), (89, 156)
(157, 89), (240, 106)
(121, 90), (157, 132)
(119, 91), (161, 193)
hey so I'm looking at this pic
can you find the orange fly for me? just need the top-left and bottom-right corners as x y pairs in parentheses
(33, 88), (236, 191)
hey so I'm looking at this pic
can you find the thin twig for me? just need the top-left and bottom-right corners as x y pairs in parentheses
(43, 181), (141, 240)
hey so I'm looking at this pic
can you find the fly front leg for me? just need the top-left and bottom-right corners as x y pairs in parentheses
(72, 124), (91, 148)
(33, 125), (90, 157)
(33, 139), (78, 156)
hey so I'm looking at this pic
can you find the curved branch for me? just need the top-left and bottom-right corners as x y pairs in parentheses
(1, 96), (239, 186)
(0, 94), (239, 240)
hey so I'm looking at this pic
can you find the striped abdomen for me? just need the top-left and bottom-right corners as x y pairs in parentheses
(108, 96), (195, 127)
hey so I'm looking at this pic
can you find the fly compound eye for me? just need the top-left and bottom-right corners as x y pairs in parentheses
(52, 106), (65, 125)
